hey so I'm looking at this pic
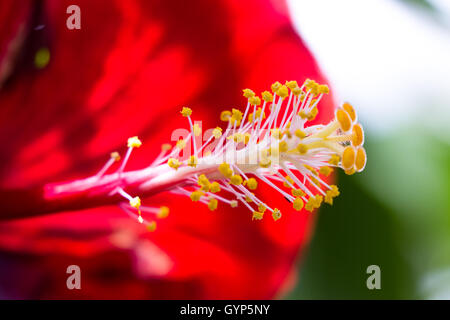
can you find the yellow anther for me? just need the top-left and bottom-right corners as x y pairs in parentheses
(314, 195), (323, 208)
(293, 197), (304, 211)
(248, 108), (266, 122)
(190, 190), (204, 202)
(208, 198), (218, 211)
(230, 200), (238, 208)
(127, 136), (142, 148)
(130, 196), (141, 209)
(219, 163), (233, 178)
(304, 164), (318, 176)
(329, 154), (340, 166)
(231, 108), (243, 122)
(110, 152), (121, 162)
(197, 174), (211, 191)
(187, 155), (198, 168)
(307, 107), (318, 121)
(252, 211), (264, 220)
(248, 96), (261, 106)
(232, 133), (245, 143)
(297, 143), (308, 155)
(147, 221), (157, 232)
(325, 186), (340, 205)
(212, 127), (222, 139)
(259, 157), (272, 168)
(342, 146), (356, 170)
(342, 102), (356, 122)
(292, 189), (305, 197)
(244, 133), (251, 145)
(276, 85), (289, 98)
(298, 110), (308, 119)
(305, 198), (315, 212)
(230, 174), (243, 185)
(295, 129), (307, 139)
(271, 128), (282, 139)
(161, 143), (172, 151)
(272, 208), (282, 221)
(220, 110), (231, 121)
(271, 81), (282, 93)
(262, 90), (273, 102)
(210, 181), (221, 193)
(244, 177), (258, 190)
(292, 86), (302, 96)
(193, 124), (201, 137)
(336, 108), (352, 132)
(279, 141), (289, 153)
(157, 206), (170, 219)
(283, 176), (294, 187)
(176, 139), (186, 150)
(286, 80), (298, 89)
(181, 107), (192, 117)
(355, 147), (367, 172)
(352, 123), (364, 147)
(243, 88), (255, 98)
(258, 203), (267, 213)
(318, 84), (330, 94)
(245, 195), (253, 203)
(319, 166), (333, 177)
(168, 158), (181, 170)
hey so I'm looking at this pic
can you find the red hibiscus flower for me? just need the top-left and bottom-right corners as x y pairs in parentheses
(0, 0), (341, 299)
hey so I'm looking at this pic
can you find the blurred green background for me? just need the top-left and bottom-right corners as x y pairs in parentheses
(286, 0), (450, 299)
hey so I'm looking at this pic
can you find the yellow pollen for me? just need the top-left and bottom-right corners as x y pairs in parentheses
(272, 208), (282, 221)
(243, 88), (255, 98)
(271, 128), (282, 139)
(244, 178), (258, 190)
(110, 151), (121, 162)
(292, 189), (305, 197)
(147, 221), (157, 232)
(259, 157), (272, 168)
(212, 127), (222, 139)
(318, 84), (330, 94)
(286, 80), (298, 89)
(245, 195), (253, 203)
(230, 174), (243, 185)
(297, 143), (308, 155)
(187, 155), (198, 168)
(190, 190), (204, 202)
(307, 107), (318, 121)
(262, 91), (273, 102)
(271, 81), (282, 93)
(219, 163), (233, 178)
(129, 196), (141, 209)
(127, 136), (142, 148)
(248, 96), (261, 106)
(293, 197), (304, 211)
(279, 141), (288, 152)
(208, 198), (218, 211)
(157, 206), (170, 219)
(168, 158), (181, 170)
(276, 85), (289, 98)
(292, 86), (302, 96)
(181, 107), (192, 117)
(283, 176), (294, 187)
(258, 203), (267, 213)
(252, 211), (264, 220)
(210, 181), (221, 193)
(329, 154), (340, 166)
(319, 166), (333, 177)
(161, 143), (172, 151)
(295, 129), (306, 139)
(220, 110), (231, 121)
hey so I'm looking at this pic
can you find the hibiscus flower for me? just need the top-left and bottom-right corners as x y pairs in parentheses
(0, 0), (365, 299)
